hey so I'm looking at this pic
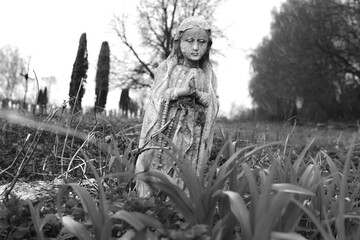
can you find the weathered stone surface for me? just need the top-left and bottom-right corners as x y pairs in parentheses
(135, 16), (219, 197)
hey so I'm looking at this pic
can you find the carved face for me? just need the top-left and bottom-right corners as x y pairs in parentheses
(180, 27), (209, 66)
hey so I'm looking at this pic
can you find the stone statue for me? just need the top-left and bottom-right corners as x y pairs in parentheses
(135, 16), (219, 197)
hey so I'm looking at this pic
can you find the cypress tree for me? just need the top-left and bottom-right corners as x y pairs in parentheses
(119, 88), (130, 117)
(43, 87), (48, 106)
(94, 41), (110, 112)
(37, 89), (43, 106)
(69, 33), (88, 112)
(36, 87), (48, 114)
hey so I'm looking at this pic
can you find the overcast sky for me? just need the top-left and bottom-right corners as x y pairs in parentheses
(0, 0), (284, 116)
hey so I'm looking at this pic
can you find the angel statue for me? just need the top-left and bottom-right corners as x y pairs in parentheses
(135, 16), (219, 197)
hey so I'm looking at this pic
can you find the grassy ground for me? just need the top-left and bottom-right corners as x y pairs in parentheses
(1, 108), (360, 239)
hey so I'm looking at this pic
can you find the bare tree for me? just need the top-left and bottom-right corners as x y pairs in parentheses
(20, 56), (36, 108)
(0, 45), (26, 99)
(111, 0), (224, 89)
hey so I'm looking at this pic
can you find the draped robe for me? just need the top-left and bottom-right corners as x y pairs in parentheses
(135, 61), (219, 197)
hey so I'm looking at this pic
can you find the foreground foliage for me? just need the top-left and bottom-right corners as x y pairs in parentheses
(1, 109), (360, 239)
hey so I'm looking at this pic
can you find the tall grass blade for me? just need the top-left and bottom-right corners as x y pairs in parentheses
(217, 141), (284, 182)
(255, 160), (278, 224)
(112, 211), (166, 233)
(293, 138), (315, 173)
(28, 202), (45, 240)
(298, 164), (315, 188)
(323, 151), (339, 174)
(137, 170), (197, 225)
(160, 135), (204, 212)
(88, 159), (109, 227)
(242, 163), (259, 229)
(271, 231), (307, 240)
(253, 192), (291, 240)
(291, 198), (335, 240)
(336, 135), (356, 240)
(272, 183), (315, 196)
(205, 138), (232, 189)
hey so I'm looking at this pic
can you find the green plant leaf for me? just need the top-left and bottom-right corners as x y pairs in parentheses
(161, 137), (204, 211)
(61, 215), (93, 240)
(255, 161), (277, 226)
(217, 141), (284, 181)
(88, 161), (110, 227)
(336, 135), (356, 240)
(253, 192), (291, 240)
(271, 231), (307, 240)
(28, 201), (45, 240)
(118, 230), (135, 240)
(323, 151), (339, 174)
(293, 138), (315, 173)
(242, 162), (259, 227)
(206, 138), (232, 188)
(216, 144), (255, 179)
(138, 170), (198, 225)
(218, 190), (252, 239)
(57, 183), (102, 238)
(109, 210), (166, 234)
(108, 155), (117, 171)
(39, 214), (59, 232)
(272, 183), (315, 196)
(291, 198), (335, 240)
(298, 163), (315, 188)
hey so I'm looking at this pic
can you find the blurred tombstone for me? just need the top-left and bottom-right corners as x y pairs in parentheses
(129, 99), (139, 118)
(14, 101), (19, 110)
(27, 103), (32, 112)
(109, 109), (114, 117)
(35, 104), (40, 114)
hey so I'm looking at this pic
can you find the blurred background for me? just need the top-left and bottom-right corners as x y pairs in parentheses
(1, 0), (359, 123)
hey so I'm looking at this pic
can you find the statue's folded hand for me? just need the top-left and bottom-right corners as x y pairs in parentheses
(164, 86), (194, 100)
(177, 87), (193, 98)
(195, 91), (211, 107)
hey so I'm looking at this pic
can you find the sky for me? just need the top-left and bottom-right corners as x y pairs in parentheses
(0, 0), (285, 117)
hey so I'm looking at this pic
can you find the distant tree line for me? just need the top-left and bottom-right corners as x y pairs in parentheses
(249, 0), (360, 122)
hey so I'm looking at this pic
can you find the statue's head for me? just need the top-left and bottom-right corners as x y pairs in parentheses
(171, 16), (212, 68)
